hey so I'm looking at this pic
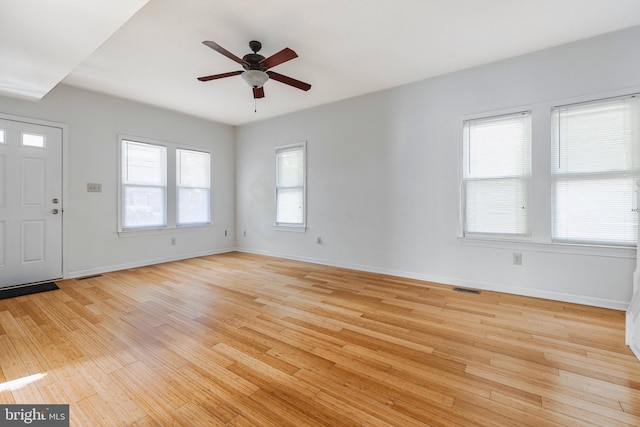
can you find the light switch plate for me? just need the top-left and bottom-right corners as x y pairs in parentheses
(87, 183), (102, 193)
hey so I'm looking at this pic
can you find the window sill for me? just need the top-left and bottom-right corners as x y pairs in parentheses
(274, 225), (306, 233)
(458, 236), (636, 259)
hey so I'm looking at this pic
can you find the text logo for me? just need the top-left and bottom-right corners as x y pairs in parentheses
(1, 405), (69, 426)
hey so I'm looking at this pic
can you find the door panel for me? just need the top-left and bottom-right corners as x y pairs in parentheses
(22, 220), (45, 263)
(0, 117), (62, 288)
(0, 154), (5, 207)
(0, 221), (4, 266)
(22, 157), (46, 205)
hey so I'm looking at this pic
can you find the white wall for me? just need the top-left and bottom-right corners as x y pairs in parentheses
(0, 85), (236, 278)
(235, 26), (640, 310)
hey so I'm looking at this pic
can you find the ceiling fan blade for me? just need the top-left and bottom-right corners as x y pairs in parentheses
(197, 70), (243, 82)
(267, 71), (311, 91)
(253, 87), (265, 99)
(202, 41), (249, 66)
(259, 48), (298, 69)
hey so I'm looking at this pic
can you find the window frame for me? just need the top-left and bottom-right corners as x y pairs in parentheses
(176, 148), (212, 227)
(117, 134), (213, 234)
(120, 138), (168, 231)
(550, 94), (640, 247)
(274, 141), (307, 232)
(461, 110), (532, 240)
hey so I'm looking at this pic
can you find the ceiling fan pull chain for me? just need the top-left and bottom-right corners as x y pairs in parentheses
(254, 98), (257, 113)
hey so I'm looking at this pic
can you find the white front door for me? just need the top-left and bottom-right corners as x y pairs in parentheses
(0, 117), (63, 288)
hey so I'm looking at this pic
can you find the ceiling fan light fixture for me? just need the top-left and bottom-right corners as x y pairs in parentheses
(241, 70), (268, 88)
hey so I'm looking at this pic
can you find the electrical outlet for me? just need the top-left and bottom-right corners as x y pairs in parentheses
(224, 230), (227, 237)
(316, 236), (322, 244)
(513, 253), (522, 265)
(171, 238), (176, 245)
(243, 230), (247, 237)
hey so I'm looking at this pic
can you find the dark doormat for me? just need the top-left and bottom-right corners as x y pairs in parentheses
(0, 282), (59, 300)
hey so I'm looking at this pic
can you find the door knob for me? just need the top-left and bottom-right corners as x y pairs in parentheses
(51, 209), (59, 214)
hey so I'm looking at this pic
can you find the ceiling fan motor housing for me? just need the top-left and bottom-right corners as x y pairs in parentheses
(243, 40), (266, 70)
(242, 53), (266, 70)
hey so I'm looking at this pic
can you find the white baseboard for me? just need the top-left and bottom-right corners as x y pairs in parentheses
(65, 246), (629, 311)
(66, 247), (236, 279)
(236, 248), (629, 311)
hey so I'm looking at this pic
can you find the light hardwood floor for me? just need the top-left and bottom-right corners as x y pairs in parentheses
(1, 252), (639, 426)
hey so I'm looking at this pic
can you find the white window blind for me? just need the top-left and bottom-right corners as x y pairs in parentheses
(552, 95), (640, 246)
(276, 143), (306, 227)
(122, 140), (167, 230)
(463, 112), (532, 237)
(177, 149), (211, 226)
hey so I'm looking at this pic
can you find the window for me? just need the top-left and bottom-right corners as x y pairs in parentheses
(119, 136), (212, 232)
(121, 140), (167, 230)
(462, 112), (532, 237)
(275, 142), (306, 229)
(552, 95), (640, 246)
(22, 133), (45, 148)
(177, 149), (211, 226)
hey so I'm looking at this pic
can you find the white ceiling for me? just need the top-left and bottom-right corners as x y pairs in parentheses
(4, 0), (640, 125)
(0, 0), (149, 99)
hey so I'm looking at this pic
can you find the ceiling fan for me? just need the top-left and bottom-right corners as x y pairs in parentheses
(197, 40), (311, 99)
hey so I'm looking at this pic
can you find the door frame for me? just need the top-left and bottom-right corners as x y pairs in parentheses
(0, 112), (69, 282)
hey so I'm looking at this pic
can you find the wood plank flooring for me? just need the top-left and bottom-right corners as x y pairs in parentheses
(1, 252), (639, 426)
